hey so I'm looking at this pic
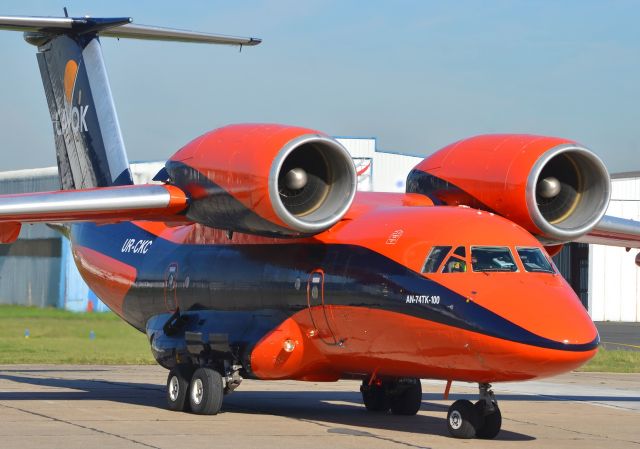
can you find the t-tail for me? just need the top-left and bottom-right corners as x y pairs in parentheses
(0, 14), (260, 242)
(0, 14), (261, 190)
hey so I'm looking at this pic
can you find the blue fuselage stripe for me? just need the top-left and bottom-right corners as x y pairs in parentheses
(70, 222), (598, 352)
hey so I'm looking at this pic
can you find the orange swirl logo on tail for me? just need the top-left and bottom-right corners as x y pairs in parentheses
(55, 59), (89, 135)
(63, 60), (78, 104)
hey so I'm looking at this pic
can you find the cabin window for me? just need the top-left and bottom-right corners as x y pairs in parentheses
(471, 246), (518, 272)
(517, 247), (555, 273)
(422, 246), (452, 273)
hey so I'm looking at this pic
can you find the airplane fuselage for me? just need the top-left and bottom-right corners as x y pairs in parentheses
(69, 193), (599, 384)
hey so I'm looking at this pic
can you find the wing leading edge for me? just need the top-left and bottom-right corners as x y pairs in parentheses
(0, 184), (189, 243)
(577, 215), (640, 249)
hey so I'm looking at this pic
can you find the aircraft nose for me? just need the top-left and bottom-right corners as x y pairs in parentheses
(517, 283), (600, 377)
(468, 278), (599, 380)
(533, 283), (599, 348)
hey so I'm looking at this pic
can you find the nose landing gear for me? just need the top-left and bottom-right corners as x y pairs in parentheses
(447, 383), (502, 439)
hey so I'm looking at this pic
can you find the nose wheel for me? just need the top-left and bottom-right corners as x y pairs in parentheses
(447, 383), (502, 439)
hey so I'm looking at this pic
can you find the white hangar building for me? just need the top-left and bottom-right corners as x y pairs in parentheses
(0, 137), (637, 322)
(589, 173), (640, 322)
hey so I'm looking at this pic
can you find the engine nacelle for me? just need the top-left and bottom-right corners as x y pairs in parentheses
(166, 124), (357, 237)
(406, 134), (611, 243)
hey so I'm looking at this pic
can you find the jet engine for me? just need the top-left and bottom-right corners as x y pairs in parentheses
(165, 124), (357, 237)
(406, 134), (610, 243)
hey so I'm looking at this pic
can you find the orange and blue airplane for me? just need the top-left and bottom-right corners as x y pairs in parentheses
(0, 13), (638, 440)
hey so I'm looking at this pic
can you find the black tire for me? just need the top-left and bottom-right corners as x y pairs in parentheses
(166, 365), (193, 412)
(360, 381), (390, 412)
(189, 367), (224, 415)
(447, 399), (479, 439)
(390, 378), (422, 415)
(474, 401), (502, 439)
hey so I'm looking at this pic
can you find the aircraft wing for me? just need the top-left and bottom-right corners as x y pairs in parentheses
(577, 215), (640, 248)
(0, 184), (189, 243)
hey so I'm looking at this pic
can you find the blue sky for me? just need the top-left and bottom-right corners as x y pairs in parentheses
(0, 1), (638, 173)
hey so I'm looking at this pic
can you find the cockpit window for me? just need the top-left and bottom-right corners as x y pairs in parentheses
(442, 256), (467, 273)
(453, 246), (466, 257)
(422, 246), (452, 273)
(471, 246), (517, 272)
(517, 247), (555, 273)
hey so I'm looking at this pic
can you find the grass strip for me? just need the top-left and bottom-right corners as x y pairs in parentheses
(0, 305), (154, 364)
(0, 306), (639, 371)
(578, 347), (640, 373)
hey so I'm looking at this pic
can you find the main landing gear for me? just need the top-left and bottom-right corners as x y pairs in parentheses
(447, 383), (502, 439)
(360, 377), (423, 415)
(166, 363), (242, 415)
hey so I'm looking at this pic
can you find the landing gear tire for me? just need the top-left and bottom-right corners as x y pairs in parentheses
(166, 365), (193, 412)
(474, 400), (502, 439)
(360, 381), (390, 412)
(447, 399), (479, 439)
(390, 378), (422, 415)
(189, 367), (224, 415)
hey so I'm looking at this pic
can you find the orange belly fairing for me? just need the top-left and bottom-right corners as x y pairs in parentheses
(250, 307), (597, 383)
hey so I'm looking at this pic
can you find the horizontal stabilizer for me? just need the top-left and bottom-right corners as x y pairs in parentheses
(101, 23), (261, 46)
(0, 15), (261, 46)
(0, 184), (189, 225)
(577, 215), (640, 248)
(0, 15), (77, 30)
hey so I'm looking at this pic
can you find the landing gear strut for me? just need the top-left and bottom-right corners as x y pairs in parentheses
(360, 377), (422, 415)
(475, 383), (502, 439)
(447, 383), (501, 439)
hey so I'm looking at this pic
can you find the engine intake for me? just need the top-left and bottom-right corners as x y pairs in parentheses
(270, 135), (356, 234)
(166, 124), (357, 237)
(407, 134), (611, 243)
(527, 145), (610, 241)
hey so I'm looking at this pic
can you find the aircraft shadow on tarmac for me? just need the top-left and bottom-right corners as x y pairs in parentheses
(3, 369), (633, 441)
(222, 391), (536, 441)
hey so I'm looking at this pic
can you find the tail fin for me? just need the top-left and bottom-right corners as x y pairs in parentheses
(0, 14), (260, 190)
(36, 32), (132, 189)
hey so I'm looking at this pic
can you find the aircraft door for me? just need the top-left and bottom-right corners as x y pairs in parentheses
(307, 269), (337, 345)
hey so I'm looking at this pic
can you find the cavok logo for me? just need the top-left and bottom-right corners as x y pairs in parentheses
(54, 60), (89, 135)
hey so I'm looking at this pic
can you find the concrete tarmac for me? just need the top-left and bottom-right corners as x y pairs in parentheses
(596, 321), (640, 351)
(0, 365), (638, 449)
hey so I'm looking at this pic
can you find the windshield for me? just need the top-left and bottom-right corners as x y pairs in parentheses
(422, 246), (452, 273)
(517, 247), (555, 273)
(471, 246), (518, 272)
